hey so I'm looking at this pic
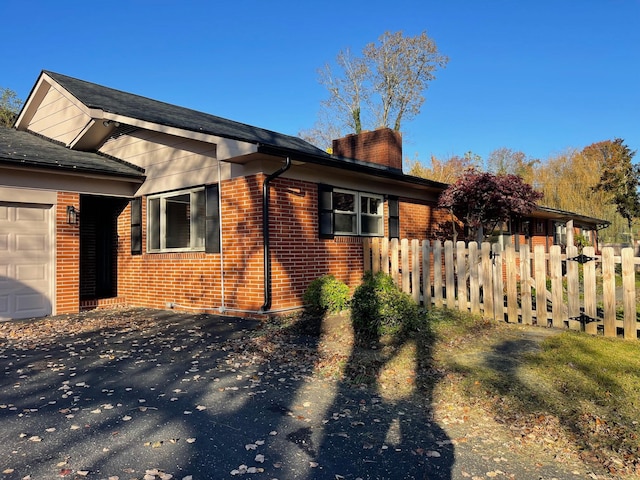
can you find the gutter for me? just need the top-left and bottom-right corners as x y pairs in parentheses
(259, 156), (292, 313)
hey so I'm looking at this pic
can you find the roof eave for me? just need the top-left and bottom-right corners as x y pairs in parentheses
(256, 144), (449, 192)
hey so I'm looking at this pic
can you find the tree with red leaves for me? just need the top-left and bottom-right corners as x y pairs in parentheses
(438, 168), (543, 242)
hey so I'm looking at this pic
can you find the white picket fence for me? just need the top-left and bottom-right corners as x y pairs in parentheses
(363, 238), (640, 340)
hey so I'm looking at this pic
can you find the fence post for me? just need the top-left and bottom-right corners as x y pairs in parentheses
(622, 247), (637, 339)
(469, 242), (480, 314)
(520, 244), (532, 325)
(602, 247), (616, 337)
(422, 240), (431, 308)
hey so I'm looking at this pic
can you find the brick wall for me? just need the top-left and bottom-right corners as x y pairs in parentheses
(56, 192), (80, 314)
(398, 197), (450, 239)
(114, 175), (448, 314)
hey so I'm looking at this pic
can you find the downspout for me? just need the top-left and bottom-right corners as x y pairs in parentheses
(259, 156), (292, 313)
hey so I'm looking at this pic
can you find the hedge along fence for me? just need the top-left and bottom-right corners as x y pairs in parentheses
(363, 238), (640, 340)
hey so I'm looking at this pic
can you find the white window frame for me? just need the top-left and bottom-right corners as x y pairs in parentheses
(333, 188), (384, 236)
(147, 187), (205, 253)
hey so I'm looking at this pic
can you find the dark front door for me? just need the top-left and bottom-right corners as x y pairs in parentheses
(80, 195), (128, 300)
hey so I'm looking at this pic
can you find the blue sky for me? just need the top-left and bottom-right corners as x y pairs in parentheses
(2, 0), (639, 165)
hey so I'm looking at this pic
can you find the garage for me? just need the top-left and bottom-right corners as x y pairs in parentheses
(0, 201), (53, 320)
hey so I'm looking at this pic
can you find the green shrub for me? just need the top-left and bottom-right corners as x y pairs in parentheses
(303, 274), (350, 315)
(351, 271), (422, 338)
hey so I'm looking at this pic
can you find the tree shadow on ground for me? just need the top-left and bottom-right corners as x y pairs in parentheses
(307, 311), (455, 479)
(0, 307), (453, 479)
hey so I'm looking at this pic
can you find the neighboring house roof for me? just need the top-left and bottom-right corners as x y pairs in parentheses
(535, 205), (610, 228)
(0, 127), (145, 179)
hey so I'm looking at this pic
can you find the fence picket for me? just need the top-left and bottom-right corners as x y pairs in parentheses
(505, 245), (518, 323)
(550, 246), (564, 329)
(401, 239), (410, 294)
(362, 238), (638, 340)
(583, 246), (598, 335)
(481, 242), (493, 319)
(445, 241), (456, 309)
(622, 248), (636, 339)
(390, 238), (399, 286)
(372, 237), (381, 273)
(469, 242), (480, 314)
(534, 246), (548, 327)
(457, 241), (467, 311)
(363, 238), (372, 272)
(433, 241), (443, 308)
(602, 247), (616, 337)
(422, 240), (431, 308)
(492, 243), (504, 321)
(381, 238), (389, 275)
(411, 239), (420, 304)
(520, 244), (532, 325)
(566, 245), (580, 330)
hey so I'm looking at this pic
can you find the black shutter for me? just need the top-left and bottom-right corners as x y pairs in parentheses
(130, 197), (142, 255)
(205, 184), (221, 253)
(388, 196), (400, 239)
(318, 184), (334, 238)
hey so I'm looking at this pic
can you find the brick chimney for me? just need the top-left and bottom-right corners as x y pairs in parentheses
(332, 127), (403, 172)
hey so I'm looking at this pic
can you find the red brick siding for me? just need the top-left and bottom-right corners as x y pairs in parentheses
(113, 176), (451, 314)
(56, 192), (80, 314)
(269, 178), (363, 309)
(398, 197), (450, 239)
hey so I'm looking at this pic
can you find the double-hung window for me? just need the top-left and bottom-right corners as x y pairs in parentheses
(320, 185), (384, 237)
(148, 187), (205, 252)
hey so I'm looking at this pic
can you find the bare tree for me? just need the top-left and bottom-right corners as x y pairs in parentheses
(308, 31), (448, 147)
(365, 31), (448, 132)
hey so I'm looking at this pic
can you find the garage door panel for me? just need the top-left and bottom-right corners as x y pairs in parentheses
(0, 202), (52, 320)
(16, 264), (47, 282)
(15, 292), (47, 313)
(16, 234), (47, 252)
(15, 207), (47, 222)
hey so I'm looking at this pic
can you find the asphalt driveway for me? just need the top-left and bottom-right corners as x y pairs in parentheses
(0, 308), (455, 480)
(0, 308), (600, 480)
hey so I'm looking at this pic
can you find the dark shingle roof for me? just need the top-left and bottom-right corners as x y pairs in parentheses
(45, 70), (328, 158)
(0, 127), (145, 178)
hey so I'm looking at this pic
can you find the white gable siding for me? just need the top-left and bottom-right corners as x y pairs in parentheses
(25, 87), (91, 146)
(100, 130), (221, 195)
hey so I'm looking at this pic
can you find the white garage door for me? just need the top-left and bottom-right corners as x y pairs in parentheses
(0, 202), (53, 320)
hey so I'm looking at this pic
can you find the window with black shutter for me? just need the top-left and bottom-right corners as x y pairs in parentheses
(130, 197), (142, 255)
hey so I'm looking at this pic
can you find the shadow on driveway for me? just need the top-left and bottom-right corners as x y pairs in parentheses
(0, 308), (453, 479)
